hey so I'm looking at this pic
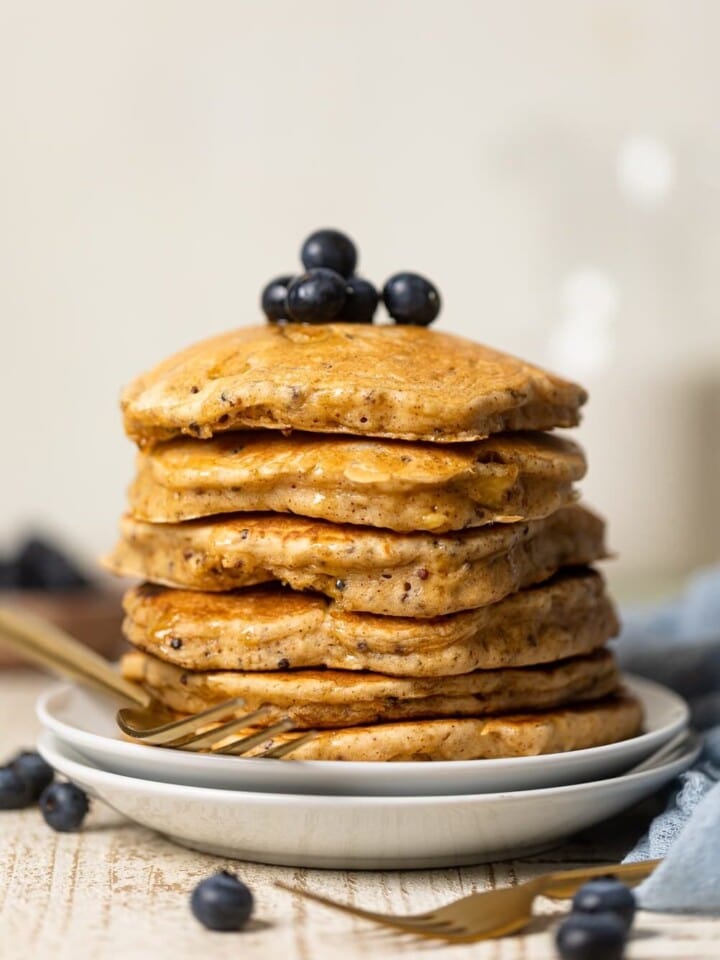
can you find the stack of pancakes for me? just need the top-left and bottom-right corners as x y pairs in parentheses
(106, 323), (642, 761)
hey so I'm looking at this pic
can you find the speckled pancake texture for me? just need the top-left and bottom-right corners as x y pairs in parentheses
(105, 504), (606, 617)
(129, 430), (586, 532)
(121, 324), (587, 446)
(109, 317), (632, 763)
(217, 695), (643, 761)
(121, 648), (621, 728)
(122, 569), (618, 676)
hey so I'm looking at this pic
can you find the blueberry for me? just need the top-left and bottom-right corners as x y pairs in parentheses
(382, 272), (441, 326)
(572, 877), (636, 931)
(261, 274), (294, 323)
(301, 229), (357, 278)
(191, 870), (254, 931)
(286, 268), (347, 323)
(337, 277), (379, 324)
(17, 537), (90, 592)
(0, 766), (35, 809)
(39, 782), (89, 832)
(556, 912), (626, 960)
(11, 751), (54, 800)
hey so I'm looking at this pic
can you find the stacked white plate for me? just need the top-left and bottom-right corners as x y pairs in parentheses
(37, 675), (697, 869)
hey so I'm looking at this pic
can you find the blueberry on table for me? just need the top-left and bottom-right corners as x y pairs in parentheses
(17, 537), (90, 591)
(382, 272), (441, 326)
(191, 871), (254, 931)
(286, 268), (347, 323)
(555, 911), (627, 960)
(572, 877), (636, 930)
(301, 229), (357, 278)
(261, 274), (295, 323)
(337, 277), (379, 324)
(11, 750), (54, 800)
(0, 766), (35, 809)
(39, 782), (89, 832)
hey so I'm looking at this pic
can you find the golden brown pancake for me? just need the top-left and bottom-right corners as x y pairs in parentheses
(123, 569), (618, 676)
(121, 648), (620, 728)
(105, 504), (606, 617)
(227, 695), (643, 761)
(121, 323), (587, 446)
(129, 430), (586, 532)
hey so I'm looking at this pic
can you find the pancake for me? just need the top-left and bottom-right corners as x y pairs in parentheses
(121, 323), (587, 447)
(217, 695), (643, 761)
(123, 569), (618, 676)
(129, 430), (586, 532)
(105, 503), (607, 617)
(120, 648), (621, 728)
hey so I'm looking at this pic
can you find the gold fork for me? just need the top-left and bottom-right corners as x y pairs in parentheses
(0, 606), (316, 758)
(277, 859), (660, 942)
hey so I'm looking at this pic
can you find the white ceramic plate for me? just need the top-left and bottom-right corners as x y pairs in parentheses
(37, 675), (688, 796)
(38, 730), (699, 870)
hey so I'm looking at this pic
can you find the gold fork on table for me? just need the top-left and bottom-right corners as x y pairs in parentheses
(277, 858), (660, 942)
(0, 606), (316, 758)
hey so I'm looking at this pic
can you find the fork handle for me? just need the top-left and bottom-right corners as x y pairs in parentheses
(541, 858), (661, 899)
(0, 606), (149, 706)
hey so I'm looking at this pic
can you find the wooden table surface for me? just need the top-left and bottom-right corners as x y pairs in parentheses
(0, 669), (717, 960)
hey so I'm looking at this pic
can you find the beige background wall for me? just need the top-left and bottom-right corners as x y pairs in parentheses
(1, 0), (719, 588)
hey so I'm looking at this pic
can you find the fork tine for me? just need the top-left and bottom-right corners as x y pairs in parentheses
(172, 707), (273, 751)
(258, 729), (320, 759)
(117, 697), (247, 744)
(274, 882), (414, 926)
(214, 718), (296, 755)
(274, 882), (529, 939)
(274, 883), (461, 936)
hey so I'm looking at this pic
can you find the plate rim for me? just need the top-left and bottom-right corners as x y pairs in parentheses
(37, 727), (701, 807)
(37, 672), (689, 775)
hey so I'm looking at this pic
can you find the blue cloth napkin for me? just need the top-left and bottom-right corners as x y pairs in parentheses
(617, 565), (720, 913)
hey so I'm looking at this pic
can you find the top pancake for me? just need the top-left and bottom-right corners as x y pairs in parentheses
(121, 323), (587, 446)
